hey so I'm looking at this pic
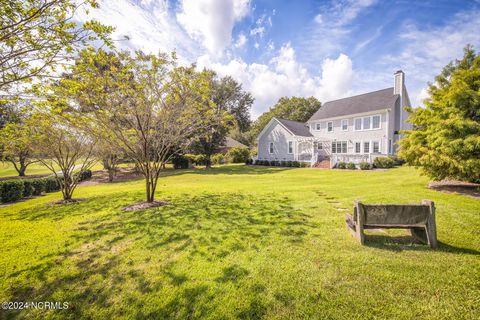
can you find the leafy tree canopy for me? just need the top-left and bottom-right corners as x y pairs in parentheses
(0, 0), (113, 95)
(399, 45), (480, 183)
(249, 96), (321, 139)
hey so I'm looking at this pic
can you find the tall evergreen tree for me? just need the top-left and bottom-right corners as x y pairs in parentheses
(399, 45), (480, 183)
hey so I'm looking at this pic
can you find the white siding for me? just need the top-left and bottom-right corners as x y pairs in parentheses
(257, 121), (296, 161)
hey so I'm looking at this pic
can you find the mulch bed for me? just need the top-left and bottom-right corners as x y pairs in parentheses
(428, 180), (480, 199)
(123, 201), (171, 211)
(52, 198), (86, 205)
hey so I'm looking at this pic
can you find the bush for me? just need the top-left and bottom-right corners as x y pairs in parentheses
(227, 147), (250, 163)
(389, 155), (406, 166)
(269, 160), (276, 166)
(77, 169), (92, 181)
(0, 180), (24, 203)
(346, 162), (356, 170)
(212, 153), (227, 165)
(301, 162), (309, 168)
(22, 180), (34, 197)
(245, 158), (253, 165)
(44, 177), (61, 192)
(280, 161), (286, 167)
(172, 154), (189, 169)
(373, 156), (395, 168)
(336, 162), (347, 169)
(31, 179), (46, 195)
(359, 162), (372, 170)
(292, 161), (300, 167)
(286, 161), (293, 167)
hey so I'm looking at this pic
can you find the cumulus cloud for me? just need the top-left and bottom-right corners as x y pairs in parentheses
(198, 44), (354, 118)
(176, 0), (250, 55)
(234, 33), (248, 48)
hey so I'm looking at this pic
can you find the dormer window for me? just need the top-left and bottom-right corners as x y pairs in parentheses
(327, 121), (333, 132)
(316, 123), (321, 130)
(341, 119), (348, 131)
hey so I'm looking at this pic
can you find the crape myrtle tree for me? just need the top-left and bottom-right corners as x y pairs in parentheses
(95, 138), (122, 182)
(399, 45), (480, 183)
(0, 0), (113, 95)
(29, 108), (97, 201)
(60, 49), (219, 203)
(191, 75), (253, 168)
(0, 116), (38, 176)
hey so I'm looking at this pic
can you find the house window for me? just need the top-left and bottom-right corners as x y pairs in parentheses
(327, 121), (333, 132)
(372, 115), (381, 129)
(355, 142), (361, 153)
(355, 118), (362, 131)
(317, 142), (323, 150)
(363, 117), (371, 130)
(288, 141), (293, 154)
(316, 123), (321, 130)
(341, 119), (348, 131)
(269, 142), (274, 154)
(364, 141), (370, 153)
(332, 141), (347, 154)
(373, 141), (380, 153)
(388, 139), (392, 154)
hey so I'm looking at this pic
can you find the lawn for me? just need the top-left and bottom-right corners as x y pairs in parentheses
(0, 161), (117, 179)
(0, 165), (478, 319)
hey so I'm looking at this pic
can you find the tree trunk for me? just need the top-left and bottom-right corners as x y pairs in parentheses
(205, 154), (212, 169)
(18, 165), (26, 176)
(108, 169), (114, 182)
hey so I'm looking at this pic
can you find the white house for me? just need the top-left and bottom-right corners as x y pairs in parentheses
(256, 70), (412, 167)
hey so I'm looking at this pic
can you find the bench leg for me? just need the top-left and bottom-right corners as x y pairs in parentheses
(423, 200), (438, 249)
(410, 227), (428, 244)
(355, 201), (365, 245)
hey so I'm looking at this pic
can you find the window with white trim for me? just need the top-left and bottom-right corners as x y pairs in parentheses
(364, 141), (370, 153)
(341, 119), (348, 131)
(288, 141), (293, 154)
(388, 139), (392, 154)
(355, 142), (361, 153)
(327, 121), (333, 132)
(317, 142), (323, 150)
(316, 123), (321, 130)
(269, 142), (274, 154)
(355, 118), (362, 131)
(332, 141), (347, 154)
(372, 141), (380, 153)
(372, 115), (381, 129)
(363, 117), (371, 130)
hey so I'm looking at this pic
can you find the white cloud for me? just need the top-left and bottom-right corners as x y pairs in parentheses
(234, 33), (247, 48)
(75, 0), (201, 62)
(380, 9), (480, 107)
(176, 0), (250, 55)
(198, 44), (354, 118)
(250, 26), (265, 37)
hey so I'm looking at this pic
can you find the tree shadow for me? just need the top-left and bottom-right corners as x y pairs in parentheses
(365, 234), (480, 255)
(3, 191), (316, 319)
(159, 164), (290, 177)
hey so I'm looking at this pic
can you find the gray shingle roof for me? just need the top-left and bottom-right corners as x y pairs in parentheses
(277, 118), (313, 137)
(307, 88), (399, 122)
(223, 137), (247, 148)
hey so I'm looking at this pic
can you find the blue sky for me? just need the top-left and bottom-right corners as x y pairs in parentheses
(76, 0), (480, 118)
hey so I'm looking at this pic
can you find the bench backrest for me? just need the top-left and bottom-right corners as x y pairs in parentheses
(354, 203), (430, 226)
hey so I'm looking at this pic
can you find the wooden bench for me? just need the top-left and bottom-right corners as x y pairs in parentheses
(346, 200), (438, 248)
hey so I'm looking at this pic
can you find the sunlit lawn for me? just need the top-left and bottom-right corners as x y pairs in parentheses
(0, 161), (115, 179)
(0, 165), (478, 319)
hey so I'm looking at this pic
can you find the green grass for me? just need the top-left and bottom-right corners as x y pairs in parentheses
(0, 165), (478, 319)
(0, 161), (107, 178)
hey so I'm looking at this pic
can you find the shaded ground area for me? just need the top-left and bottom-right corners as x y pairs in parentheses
(0, 165), (479, 319)
(429, 180), (480, 199)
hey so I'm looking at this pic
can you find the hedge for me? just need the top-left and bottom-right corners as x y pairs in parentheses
(0, 180), (24, 203)
(359, 162), (372, 170)
(0, 170), (90, 203)
(373, 156), (395, 168)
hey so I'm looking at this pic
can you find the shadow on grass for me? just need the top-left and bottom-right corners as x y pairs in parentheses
(365, 235), (480, 255)
(3, 192), (315, 319)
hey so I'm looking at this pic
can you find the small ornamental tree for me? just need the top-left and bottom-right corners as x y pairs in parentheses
(399, 45), (480, 183)
(0, 120), (38, 176)
(59, 49), (219, 203)
(30, 110), (97, 201)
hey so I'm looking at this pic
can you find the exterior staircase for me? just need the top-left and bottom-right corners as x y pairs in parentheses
(312, 159), (331, 169)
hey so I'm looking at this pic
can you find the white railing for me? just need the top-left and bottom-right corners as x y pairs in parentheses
(330, 153), (385, 167)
